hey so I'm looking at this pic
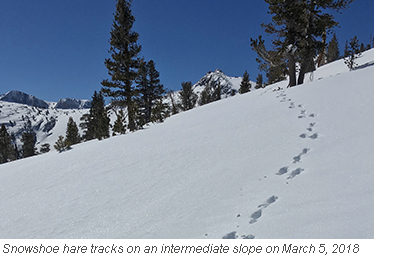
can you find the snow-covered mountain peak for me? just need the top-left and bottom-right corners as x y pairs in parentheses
(193, 69), (255, 98)
(54, 98), (91, 109)
(195, 69), (231, 88)
(0, 90), (49, 109)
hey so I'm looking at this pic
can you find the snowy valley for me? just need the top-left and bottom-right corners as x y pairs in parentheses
(0, 49), (374, 239)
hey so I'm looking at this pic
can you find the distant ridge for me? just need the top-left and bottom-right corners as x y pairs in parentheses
(0, 90), (49, 109)
(54, 98), (91, 109)
(0, 90), (91, 109)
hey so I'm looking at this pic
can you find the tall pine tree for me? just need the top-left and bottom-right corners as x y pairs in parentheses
(101, 0), (142, 131)
(136, 59), (166, 125)
(251, 0), (354, 87)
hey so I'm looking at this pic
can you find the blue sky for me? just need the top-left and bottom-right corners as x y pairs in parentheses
(0, 0), (374, 102)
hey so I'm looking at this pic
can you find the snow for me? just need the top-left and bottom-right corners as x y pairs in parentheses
(0, 101), (88, 148)
(0, 50), (374, 239)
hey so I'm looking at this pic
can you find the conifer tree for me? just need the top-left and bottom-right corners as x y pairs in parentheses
(0, 124), (15, 164)
(255, 74), (263, 89)
(359, 43), (365, 53)
(199, 82), (221, 106)
(343, 36), (361, 70)
(80, 91), (110, 141)
(113, 109), (127, 135)
(251, 36), (287, 85)
(179, 81), (197, 111)
(136, 59), (166, 124)
(101, 0), (142, 131)
(252, 0), (354, 87)
(65, 117), (81, 146)
(199, 85), (213, 106)
(327, 32), (340, 63)
(21, 132), (37, 158)
(239, 70), (251, 94)
(40, 143), (51, 154)
(54, 135), (70, 153)
(151, 99), (169, 123)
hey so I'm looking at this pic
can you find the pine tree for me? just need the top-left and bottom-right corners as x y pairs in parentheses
(199, 85), (213, 106)
(151, 99), (170, 123)
(80, 91), (110, 141)
(0, 124), (16, 164)
(54, 135), (70, 153)
(199, 81), (221, 106)
(327, 32), (340, 63)
(251, 36), (287, 85)
(136, 60), (166, 124)
(359, 43), (365, 53)
(179, 81), (197, 111)
(101, 0), (142, 131)
(65, 117), (81, 146)
(255, 74), (263, 89)
(40, 143), (51, 154)
(252, 0), (354, 87)
(343, 36), (362, 70)
(239, 70), (251, 94)
(21, 132), (37, 158)
(112, 109), (127, 135)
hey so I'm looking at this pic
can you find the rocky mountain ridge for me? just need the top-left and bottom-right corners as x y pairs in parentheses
(0, 90), (91, 109)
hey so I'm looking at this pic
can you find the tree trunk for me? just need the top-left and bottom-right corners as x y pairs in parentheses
(297, 61), (307, 85)
(288, 54), (297, 87)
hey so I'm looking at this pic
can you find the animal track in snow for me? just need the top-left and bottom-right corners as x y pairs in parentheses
(277, 166), (289, 175)
(309, 133), (318, 139)
(241, 234), (255, 239)
(249, 195), (278, 224)
(249, 210), (262, 224)
(258, 195), (278, 208)
(222, 231), (237, 239)
(292, 148), (310, 163)
(287, 168), (304, 179)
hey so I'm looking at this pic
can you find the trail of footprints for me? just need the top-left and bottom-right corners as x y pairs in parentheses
(222, 195), (278, 239)
(221, 89), (319, 239)
(276, 89), (319, 181)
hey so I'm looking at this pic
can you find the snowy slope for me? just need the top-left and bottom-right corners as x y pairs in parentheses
(0, 50), (373, 239)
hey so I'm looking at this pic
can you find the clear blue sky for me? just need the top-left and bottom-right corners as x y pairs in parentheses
(0, 0), (374, 102)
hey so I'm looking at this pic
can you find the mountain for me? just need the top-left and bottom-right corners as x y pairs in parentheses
(0, 49), (374, 239)
(193, 69), (256, 98)
(54, 98), (91, 109)
(0, 90), (49, 109)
